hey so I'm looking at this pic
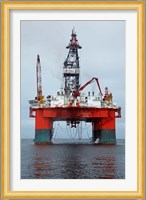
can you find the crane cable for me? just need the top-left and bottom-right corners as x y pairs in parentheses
(85, 123), (90, 139)
(53, 122), (91, 140)
(66, 125), (78, 139)
(53, 122), (59, 139)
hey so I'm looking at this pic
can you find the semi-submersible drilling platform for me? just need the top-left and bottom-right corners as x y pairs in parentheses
(29, 28), (121, 144)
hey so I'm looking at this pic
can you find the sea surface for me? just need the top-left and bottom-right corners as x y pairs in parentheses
(21, 139), (125, 179)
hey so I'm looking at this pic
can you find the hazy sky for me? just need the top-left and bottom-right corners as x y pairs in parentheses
(21, 20), (125, 139)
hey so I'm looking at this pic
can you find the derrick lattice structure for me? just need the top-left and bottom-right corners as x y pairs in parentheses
(36, 55), (43, 100)
(63, 28), (82, 97)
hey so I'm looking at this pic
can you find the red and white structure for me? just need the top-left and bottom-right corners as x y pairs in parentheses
(29, 28), (121, 144)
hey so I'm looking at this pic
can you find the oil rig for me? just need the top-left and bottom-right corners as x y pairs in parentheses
(29, 28), (121, 144)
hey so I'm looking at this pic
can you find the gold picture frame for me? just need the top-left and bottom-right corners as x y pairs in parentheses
(1, 1), (145, 199)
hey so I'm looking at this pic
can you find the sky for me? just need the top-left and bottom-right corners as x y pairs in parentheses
(21, 20), (125, 139)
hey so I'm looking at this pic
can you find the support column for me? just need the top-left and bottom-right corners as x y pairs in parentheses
(35, 109), (53, 144)
(92, 110), (116, 144)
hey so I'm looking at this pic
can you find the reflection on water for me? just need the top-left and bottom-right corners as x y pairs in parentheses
(94, 157), (117, 179)
(21, 139), (125, 179)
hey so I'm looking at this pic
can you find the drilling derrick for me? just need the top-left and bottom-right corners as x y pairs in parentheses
(29, 28), (121, 145)
(63, 28), (82, 96)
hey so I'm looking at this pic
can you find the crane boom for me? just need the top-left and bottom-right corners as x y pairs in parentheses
(94, 78), (103, 96)
(36, 55), (42, 100)
(73, 77), (103, 98)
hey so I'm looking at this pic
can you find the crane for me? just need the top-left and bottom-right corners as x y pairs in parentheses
(36, 55), (43, 101)
(72, 77), (103, 98)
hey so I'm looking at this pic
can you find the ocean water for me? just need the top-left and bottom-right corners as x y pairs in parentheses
(21, 138), (125, 179)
